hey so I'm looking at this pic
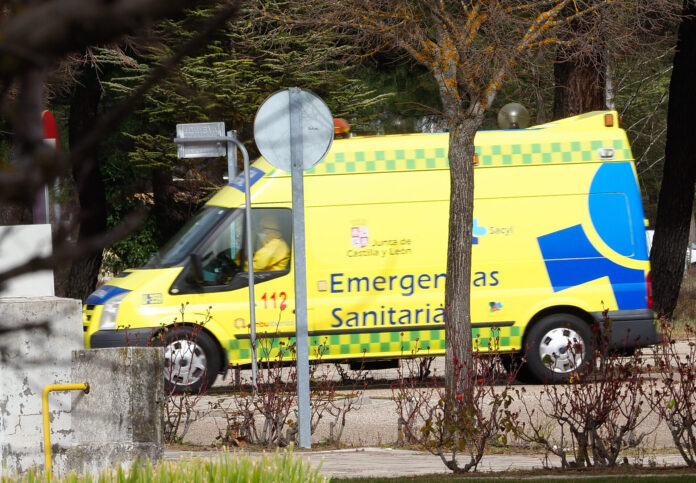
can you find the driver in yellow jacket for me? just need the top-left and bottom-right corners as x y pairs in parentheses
(253, 214), (290, 271)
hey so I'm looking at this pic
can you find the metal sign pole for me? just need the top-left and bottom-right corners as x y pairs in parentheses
(252, 87), (332, 449)
(173, 130), (258, 392)
(289, 87), (312, 448)
(226, 130), (238, 183)
(230, 137), (258, 393)
(227, 134), (258, 391)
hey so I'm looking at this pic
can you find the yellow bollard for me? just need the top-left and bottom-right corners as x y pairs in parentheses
(42, 383), (90, 480)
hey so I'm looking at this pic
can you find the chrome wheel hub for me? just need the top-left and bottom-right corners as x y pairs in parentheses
(164, 339), (207, 386)
(538, 327), (585, 374)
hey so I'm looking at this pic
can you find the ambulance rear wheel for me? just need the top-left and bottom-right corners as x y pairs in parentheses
(161, 326), (220, 394)
(524, 314), (593, 383)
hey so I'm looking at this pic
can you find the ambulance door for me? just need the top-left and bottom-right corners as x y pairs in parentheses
(246, 208), (296, 362)
(172, 207), (295, 364)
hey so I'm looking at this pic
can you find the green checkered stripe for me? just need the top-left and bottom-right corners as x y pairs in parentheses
(227, 325), (522, 363)
(315, 329), (447, 357)
(471, 325), (522, 351)
(303, 138), (632, 175)
(306, 147), (449, 175)
(475, 138), (632, 167)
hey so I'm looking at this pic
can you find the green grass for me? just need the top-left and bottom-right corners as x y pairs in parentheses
(2, 451), (327, 483)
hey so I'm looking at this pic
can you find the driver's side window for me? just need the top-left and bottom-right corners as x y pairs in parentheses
(193, 208), (292, 289)
(199, 215), (244, 286)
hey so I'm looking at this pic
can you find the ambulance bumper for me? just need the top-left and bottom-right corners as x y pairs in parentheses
(90, 328), (156, 348)
(591, 309), (660, 350)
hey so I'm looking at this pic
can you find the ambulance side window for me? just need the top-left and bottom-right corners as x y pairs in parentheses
(175, 208), (293, 293)
(198, 215), (244, 286)
(250, 208), (292, 272)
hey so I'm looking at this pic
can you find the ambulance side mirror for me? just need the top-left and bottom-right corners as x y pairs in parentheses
(188, 254), (205, 285)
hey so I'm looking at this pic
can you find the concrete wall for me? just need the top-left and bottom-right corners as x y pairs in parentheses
(67, 347), (164, 475)
(0, 225), (54, 297)
(0, 298), (163, 477)
(0, 297), (83, 474)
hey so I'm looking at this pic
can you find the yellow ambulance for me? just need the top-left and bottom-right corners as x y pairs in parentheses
(84, 110), (658, 391)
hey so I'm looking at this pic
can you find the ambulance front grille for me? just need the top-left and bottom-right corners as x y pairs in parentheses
(83, 305), (95, 331)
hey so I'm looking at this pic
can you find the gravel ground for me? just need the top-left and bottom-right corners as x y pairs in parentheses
(175, 349), (685, 451)
(175, 360), (417, 447)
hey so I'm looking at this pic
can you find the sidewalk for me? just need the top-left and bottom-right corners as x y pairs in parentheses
(174, 345), (695, 478)
(164, 447), (688, 478)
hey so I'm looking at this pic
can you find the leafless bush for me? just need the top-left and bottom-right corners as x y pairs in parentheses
(163, 389), (207, 444)
(393, 334), (519, 473)
(303, 340), (368, 445)
(643, 322), (696, 467)
(514, 314), (656, 468)
(218, 335), (298, 447)
(392, 345), (440, 447)
(213, 326), (365, 447)
(211, 392), (256, 447)
(124, 303), (215, 444)
(424, 352), (519, 472)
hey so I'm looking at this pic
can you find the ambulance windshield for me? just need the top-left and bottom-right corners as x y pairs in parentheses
(145, 207), (230, 268)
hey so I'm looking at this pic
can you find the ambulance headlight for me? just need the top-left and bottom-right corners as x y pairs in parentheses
(99, 291), (129, 329)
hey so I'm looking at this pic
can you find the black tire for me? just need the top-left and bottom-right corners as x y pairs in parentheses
(523, 313), (594, 383)
(500, 354), (537, 384)
(159, 326), (221, 394)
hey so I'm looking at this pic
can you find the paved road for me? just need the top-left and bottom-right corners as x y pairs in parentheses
(164, 447), (688, 478)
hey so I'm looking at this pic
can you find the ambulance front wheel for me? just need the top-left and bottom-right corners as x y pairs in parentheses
(161, 326), (220, 394)
(524, 313), (594, 383)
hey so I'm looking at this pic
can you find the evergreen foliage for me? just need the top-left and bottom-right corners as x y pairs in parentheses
(91, 3), (391, 272)
(39, 1), (675, 276)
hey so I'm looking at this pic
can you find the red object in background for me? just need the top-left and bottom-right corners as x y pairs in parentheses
(42, 110), (59, 148)
(34, 110), (59, 224)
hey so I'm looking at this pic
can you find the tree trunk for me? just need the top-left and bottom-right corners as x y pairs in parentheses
(650, 0), (696, 318)
(552, 3), (605, 120)
(1, 68), (44, 225)
(553, 56), (605, 120)
(67, 61), (106, 302)
(152, 166), (185, 244)
(532, 50), (547, 124)
(0, 203), (32, 225)
(444, 121), (476, 395)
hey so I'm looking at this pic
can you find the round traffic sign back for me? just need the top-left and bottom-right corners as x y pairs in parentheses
(253, 88), (334, 172)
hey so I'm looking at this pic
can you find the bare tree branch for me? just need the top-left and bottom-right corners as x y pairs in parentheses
(70, 1), (241, 166)
(0, 1), (241, 203)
